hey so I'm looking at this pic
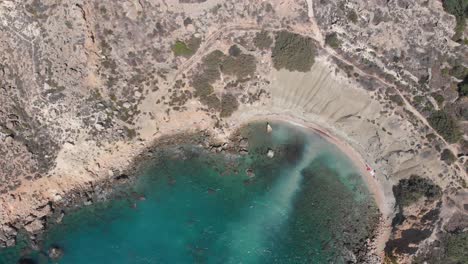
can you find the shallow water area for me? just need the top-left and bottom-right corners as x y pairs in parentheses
(0, 121), (379, 264)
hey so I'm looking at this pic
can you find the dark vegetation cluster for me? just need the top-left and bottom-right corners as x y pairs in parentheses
(442, 232), (468, 263)
(392, 175), (441, 208)
(220, 93), (239, 118)
(441, 148), (457, 164)
(431, 93), (445, 107)
(389, 94), (404, 107)
(449, 64), (468, 97)
(191, 46), (256, 116)
(222, 47), (257, 79)
(253, 31), (273, 50)
(192, 50), (224, 101)
(347, 9), (358, 23)
(325, 32), (341, 49)
(414, 232), (468, 264)
(271, 31), (316, 72)
(386, 228), (433, 257)
(386, 176), (442, 258)
(422, 62), (466, 153)
(171, 36), (201, 57)
(442, 0), (468, 42)
(428, 110), (462, 143)
(458, 77), (468, 96)
(449, 64), (468, 80)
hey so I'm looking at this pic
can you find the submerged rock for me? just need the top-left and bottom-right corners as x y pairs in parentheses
(266, 123), (272, 133)
(18, 258), (36, 264)
(48, 246), (64, 261)
(267, 149), (275, 158)
(238, 138), (249, 154)
(24, 219), (44, 234)
(246, 168), (255, 178)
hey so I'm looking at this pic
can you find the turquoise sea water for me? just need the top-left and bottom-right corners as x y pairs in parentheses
(0, 121), (379, 264)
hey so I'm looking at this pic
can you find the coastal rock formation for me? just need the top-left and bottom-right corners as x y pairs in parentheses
(267, 149), (275, 158)
(48, 246), (64, 261)
(0, 0), (466, 263)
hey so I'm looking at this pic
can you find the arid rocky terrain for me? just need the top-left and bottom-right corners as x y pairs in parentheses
(0, 0), (467, 263)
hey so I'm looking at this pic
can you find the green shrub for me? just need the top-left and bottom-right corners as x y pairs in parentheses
(192, 77), (214, 97)
(442, 0), (467, 41)
(459, 106), (468, 120)
(428, 110), (462, 143)
(445, 232), (468, 263)
(220, 93), (239, 117)
(453, 16), (466, 41)
(413, 95), (424, 105)
(192, 49), (256, 110)
(459, 82), (468, 96)
(202, 50), (226, 67)
(228, 45), (241, 57)
(253, 31), (273, 50)
(172, 37), (201, 57)
(389, 94), (404, 106)
(441, 67), (450, 76)
(191, 50), (225, 97)
(441, 149), (456, 164)
(272, 31), (316, 72)
(431, 93), (445, 107)
(325, 32), (341, 49)
(347, 10), (358, 23)
(393, 175), (441, 207)
(443, 0), (467, 18)
(200, 94), (221, 110)
(172, 41), (192, 57)
(221, 54), (256, 79)
(458, 76), (468, 96)
(449, 64), (467, 80)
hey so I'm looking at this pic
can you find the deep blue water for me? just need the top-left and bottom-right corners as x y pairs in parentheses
(0, 121), (379, 264)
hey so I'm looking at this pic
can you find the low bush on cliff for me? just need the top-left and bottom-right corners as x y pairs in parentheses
(445, 232), (468, 263)
(449, 64), (468, 80)
(442, 0), (467, 41)
(413, 231), (468, 263)
(325, 32), (341, 49)
(393, 175), (441, 207)
(441, 149), (456, 164)
(458, 76), (468, 97)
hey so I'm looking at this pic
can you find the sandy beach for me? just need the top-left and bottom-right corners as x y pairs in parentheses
(0, 50), (457, 264)
(226, 114), (394, 257)
(0, 113), (393, 257)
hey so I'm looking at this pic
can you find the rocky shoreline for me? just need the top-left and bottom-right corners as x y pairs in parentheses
(0, 130), (214, 255)
(0, 123), (384, 263)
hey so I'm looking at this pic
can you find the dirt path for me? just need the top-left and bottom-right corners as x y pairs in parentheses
(168, 18), (465, 179)
(168, 23), (260, 87)
(323, 47), (466, 177)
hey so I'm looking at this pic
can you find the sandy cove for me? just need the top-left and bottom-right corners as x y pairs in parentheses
(224, 113), (394, 258)
(3, 58), (455, 262)
(0, 112), (393, 257)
